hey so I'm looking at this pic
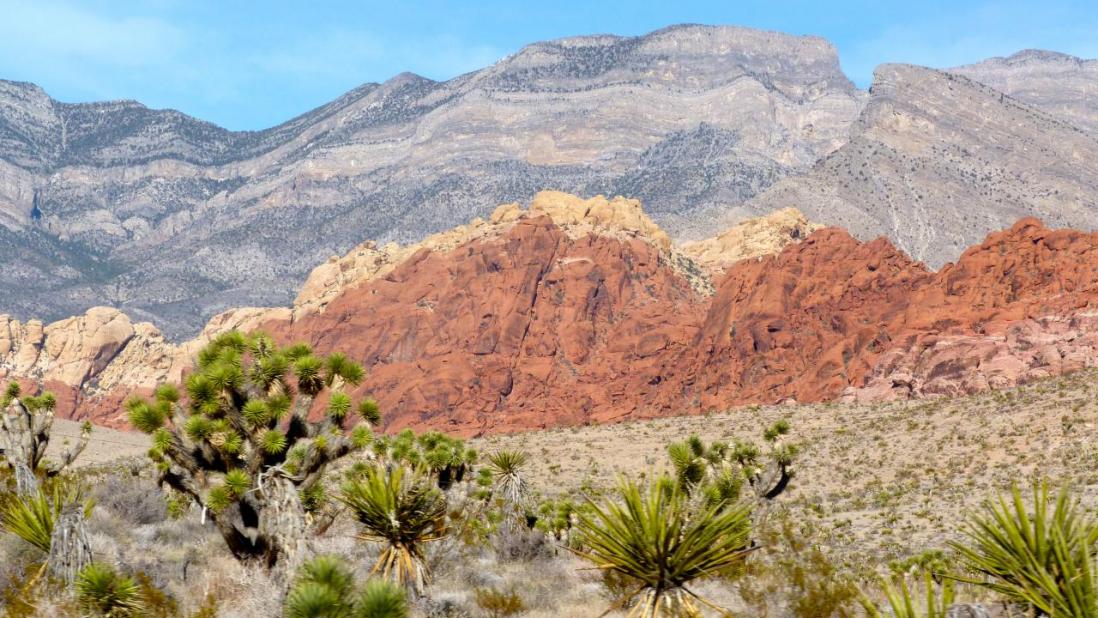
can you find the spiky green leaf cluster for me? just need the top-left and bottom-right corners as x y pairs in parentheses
(949, 481), (1098, 616)
(0, 488), (56, 552)
(2, 381), (20, 407)
(125, 331), (382, 529)
(340, 465), (447, 591)
(860, 572), (955, 618)
(486, 450), (529, 507)
(358, 399), (382, 425)
(573, 474), (753, 617)
(75, 563), (144, 617)
(285, 556), (408, 618)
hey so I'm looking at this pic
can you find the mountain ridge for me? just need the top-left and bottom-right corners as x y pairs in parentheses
(2, 23), (1098, 340)
(0, 24), (865, 338)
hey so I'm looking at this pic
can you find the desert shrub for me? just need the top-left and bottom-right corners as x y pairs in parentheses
(491, 522), (552, 562)
(91, 474), (167, 525)
(734, 514), (859, 617)
(134, 571), (180, 618)
(474, 586), (525, 617)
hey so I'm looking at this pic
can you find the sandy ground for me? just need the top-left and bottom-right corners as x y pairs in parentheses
(47, 418), (149, 467)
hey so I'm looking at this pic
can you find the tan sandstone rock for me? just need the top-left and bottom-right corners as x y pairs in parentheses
(679, 208), (821, 274)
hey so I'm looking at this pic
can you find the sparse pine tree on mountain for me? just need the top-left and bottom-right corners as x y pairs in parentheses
(127, 331), (378, 577)
(1, 381), (91, 494)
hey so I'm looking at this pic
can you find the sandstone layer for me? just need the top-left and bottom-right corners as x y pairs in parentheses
(678, 208), (820, 275)
(7, 198), (1098, 435)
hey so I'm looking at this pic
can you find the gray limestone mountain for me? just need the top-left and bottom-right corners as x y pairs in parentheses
(0, 24), (864, 338)
(714, 62), (1098, 265)
(951, 49), (1098, 133)
(2, 23), (1098, 338)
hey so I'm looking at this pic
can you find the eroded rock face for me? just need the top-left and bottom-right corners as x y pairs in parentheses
(11, 201), (1098, 434)
(734, 63), (1098, 268)
(279, 216), (706, 434)
(291, 190), (673, 318)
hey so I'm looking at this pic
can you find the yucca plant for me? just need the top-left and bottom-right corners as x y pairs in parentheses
(486, 450), (529, 508)
(285, 555), (408, 618)
(75, 563), (144, 617)
(1, 481), (93, 587)
(572, 475), (753, 617)
(0, 486), (56, 552)
(860, 572), (955, 618)
(356, 579), (408, 618)
(949, 481), (1098, 617)
(339, 464), (447, 594)
(285, 555), (356, 617)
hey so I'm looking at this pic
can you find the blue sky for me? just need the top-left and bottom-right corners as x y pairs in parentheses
(1, 0), (1095, 130)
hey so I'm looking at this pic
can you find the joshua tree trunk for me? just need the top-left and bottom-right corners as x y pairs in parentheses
(47, 502), (92, 585)
(12, 460), (39, 495)
(258, 475), (311, 579)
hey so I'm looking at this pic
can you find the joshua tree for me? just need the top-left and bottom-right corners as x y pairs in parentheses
(339, 464), (447, 595)
(667, 420), (797, 508)
(417, 431), (477, 491)
(127, 331), (377, 576)
(1, 382), (91, 494)
(573, 474), (753, 617)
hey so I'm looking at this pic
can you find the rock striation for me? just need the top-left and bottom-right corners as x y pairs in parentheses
(951, 50), (1098, 133)
(726, 63), (1098, 268)
(0, 24), (864, 337)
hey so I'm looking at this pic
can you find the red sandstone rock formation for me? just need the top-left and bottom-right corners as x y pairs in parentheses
(275, 215), (707, 434)
(8, 201), (1098, 435)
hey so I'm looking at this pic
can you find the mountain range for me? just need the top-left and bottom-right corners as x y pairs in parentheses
(1, 24), (1097, 342)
